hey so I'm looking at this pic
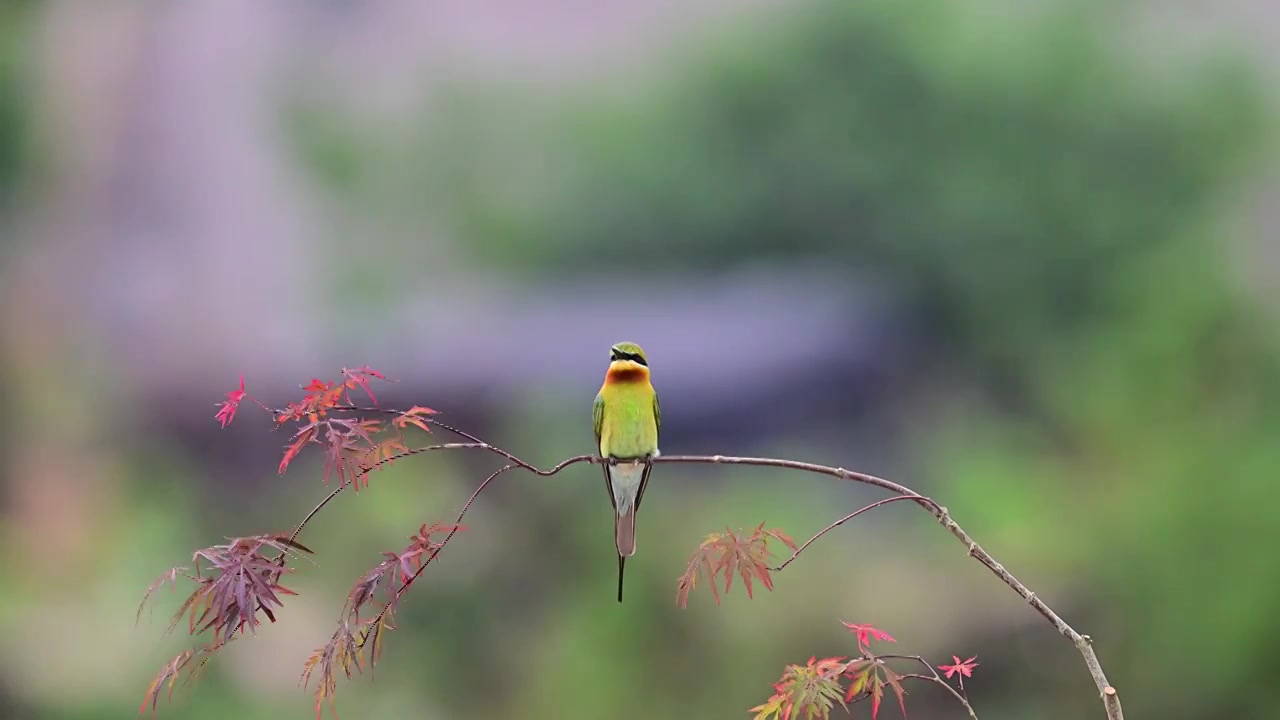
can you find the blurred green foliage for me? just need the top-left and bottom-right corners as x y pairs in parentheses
(427, 0), (1266, 377)
(0, 0), (30, 217)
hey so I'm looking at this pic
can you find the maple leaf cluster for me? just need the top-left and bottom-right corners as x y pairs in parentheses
(342, 522), (467, 623)
(301, 522), (466, 719)
(749, 655), (849, 720)
(138, 645), (218, 715)
(300, 620), (365, 720)
(136, 535), (314, 714)
(214, 372), (283, 428)
(138, 535), (313, 643)
(750, 622), (979, 720)
(212, 367), (440, 488)
(273, 370), (440, 490)
(677, 522), (798, 608)
(273, 366), (387, 424)
(141, 370), (457, 717)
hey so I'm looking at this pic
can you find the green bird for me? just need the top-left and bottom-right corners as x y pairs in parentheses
(593, 341), (661, 603)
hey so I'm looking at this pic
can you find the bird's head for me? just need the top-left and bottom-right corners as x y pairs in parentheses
(609, 341), (649, 368)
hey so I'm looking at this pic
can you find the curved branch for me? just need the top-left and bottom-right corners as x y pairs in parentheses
(279, 413), (597, 549)
(651, 454), (1120, 720)
(650, 454), (940, 513)
(267, 413), (1121, 720)
(326, 405), (591, 474)
(650, 454), (1122, 720)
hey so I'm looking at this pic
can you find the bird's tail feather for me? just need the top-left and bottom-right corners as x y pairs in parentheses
(606, 459), (652, 604)
(615, 506), (636, 557)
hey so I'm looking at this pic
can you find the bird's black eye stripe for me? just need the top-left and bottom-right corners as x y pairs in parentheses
(610, 351), (648, 367)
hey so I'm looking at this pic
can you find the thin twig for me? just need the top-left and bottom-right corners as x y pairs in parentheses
(769, 495), (924, 572)
(284, 443), (490, 546)
(278, 412), (598, 548)
(898, 674), (978, 719)
(880, 654), (978, 720)
(353, 452), (602, 645)
(357, 462), (519, 649)
(325, 406), (568, 473)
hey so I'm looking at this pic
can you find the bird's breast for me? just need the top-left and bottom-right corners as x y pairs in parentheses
(598, 388), (658, 459)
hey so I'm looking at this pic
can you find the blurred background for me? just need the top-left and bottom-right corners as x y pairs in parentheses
(0, 0), (1277, 718)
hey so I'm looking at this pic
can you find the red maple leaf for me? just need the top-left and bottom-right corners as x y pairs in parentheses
(355, 436), (410, 473)
(841, 622), (896, 652)
(870, 671), (883, 720)
(316, 418), (384, 489)
(139, 644), (223, 716)
(279, 422), (319, 475)
(676, 523), (796, 608)
(881, 666), (908, 720)
(391, 522), (466, 583)
(843, 657), (908, 720)
(938, 655), (979, 689)
(322, 426), (354, 487)
(277, 377), (345, 425)
(342, 366), (386, 406)
(301, 623), (365, 720)
(393, 405), (438, 434)
(214, 375), (247, 428)
(843, 659), (870, 702)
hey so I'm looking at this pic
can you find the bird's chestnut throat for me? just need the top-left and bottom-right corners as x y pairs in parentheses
(604, 362), (650, 384)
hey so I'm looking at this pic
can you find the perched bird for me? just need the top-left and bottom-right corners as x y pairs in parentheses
(593, 341), (661, 603)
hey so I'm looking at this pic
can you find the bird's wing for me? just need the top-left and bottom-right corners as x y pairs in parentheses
(593, 392), (605, 451)
(652, 390), (661, 437)
(593, 392), (617, 511)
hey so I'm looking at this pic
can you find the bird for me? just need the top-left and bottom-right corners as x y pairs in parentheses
(593, 341), (661, 603)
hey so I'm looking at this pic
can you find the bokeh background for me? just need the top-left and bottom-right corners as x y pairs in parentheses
(1, 1), (1278, 718)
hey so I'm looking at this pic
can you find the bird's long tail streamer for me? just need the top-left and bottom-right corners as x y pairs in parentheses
(617, 555), (625, 603)
(615, 508), (636, 603)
